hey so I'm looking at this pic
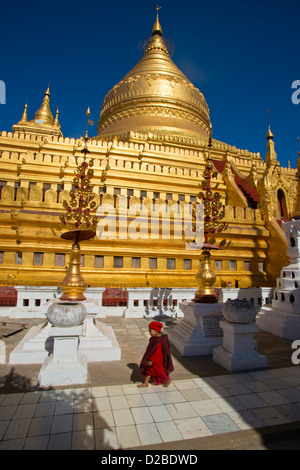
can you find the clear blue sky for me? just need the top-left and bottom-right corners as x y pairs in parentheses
(0, 0), (299, 168)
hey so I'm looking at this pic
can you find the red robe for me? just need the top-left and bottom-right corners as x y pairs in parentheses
(139, 334), (174, 385)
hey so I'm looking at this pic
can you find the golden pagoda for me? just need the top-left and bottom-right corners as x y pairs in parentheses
(97, 11), (210, 140)
(0, 11), (297, 290)
(13, 86), (62, 137)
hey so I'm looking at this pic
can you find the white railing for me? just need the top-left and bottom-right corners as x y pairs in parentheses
(0, 285), (275, 319)
(216, 287), (274, 307)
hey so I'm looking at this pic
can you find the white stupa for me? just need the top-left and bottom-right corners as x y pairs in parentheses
(256, 216), (300, 339)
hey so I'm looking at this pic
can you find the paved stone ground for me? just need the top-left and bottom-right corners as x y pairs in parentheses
(0, 316), (299, 450)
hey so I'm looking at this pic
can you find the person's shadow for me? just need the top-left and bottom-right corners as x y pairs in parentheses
(127, 363), (140, 383)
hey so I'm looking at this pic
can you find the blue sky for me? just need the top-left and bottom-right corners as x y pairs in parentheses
(0, 0), (299, 169)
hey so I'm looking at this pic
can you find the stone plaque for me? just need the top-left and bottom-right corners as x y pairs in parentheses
(202, 316), (224, 338)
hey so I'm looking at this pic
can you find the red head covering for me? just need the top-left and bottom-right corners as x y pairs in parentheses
(149, 321), (163, 333)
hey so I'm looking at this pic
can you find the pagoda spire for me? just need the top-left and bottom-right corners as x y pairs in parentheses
(53, 107), (61, 129)
(265, 125), (278, 167)
(33, 85), (54, 125)
(152, 5), (162, 36)
(265, 109), (277, 167)
(18, 103), (28, 123)
(145, 5), (169, 55)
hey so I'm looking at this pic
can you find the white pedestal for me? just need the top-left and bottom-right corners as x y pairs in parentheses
(256, 217), (300, 340)
(213, 320), (268, 371)
(38, 325), (87, 387)
(9, 300), (121, 364)
(256, 305), (300, 341)
(9, 323), (52, 364)
(167, 301), (224, 356)
(79, 315), (121, 361)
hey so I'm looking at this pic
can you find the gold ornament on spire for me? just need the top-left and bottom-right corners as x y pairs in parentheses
(59, 110), (98, 233)
(152, 5), (162, 36)
(19, 103), (28, 123)
(59, 159), (98, 232)
(59, 108), (98, 301)
(53, 107), (60, 128)
(193, 127), (228, 303)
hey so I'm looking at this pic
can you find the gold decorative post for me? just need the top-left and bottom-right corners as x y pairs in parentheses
(193, 128), (228, 303)
(59, 108), (98, 301)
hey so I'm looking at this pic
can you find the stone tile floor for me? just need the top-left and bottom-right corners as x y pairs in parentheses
(1, 366), (300, 450)
(0, 316), (299, 449)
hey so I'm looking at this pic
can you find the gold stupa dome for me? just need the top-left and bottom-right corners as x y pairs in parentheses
(97, 12), (211, 139)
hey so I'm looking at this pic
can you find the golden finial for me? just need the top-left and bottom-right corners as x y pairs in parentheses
(265, 109), (277, 167)
(33, 85), (54, 125)
(19, 103), (28, 123)
(208, 123), (212, 147)
(266, 108), (274, 140)
(53, 107), (60, 128)
(266, 126), (274, 140)
(152, 5), (162, 36)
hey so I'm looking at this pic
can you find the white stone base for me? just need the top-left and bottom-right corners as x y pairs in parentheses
(38, 353), (87, 387)
(38, 325), (87, 387)
(167, 301), (224, 356)
(213, 320), (268, 372)
(9, 300), (121, 364)
(101, 307), (127, 317)
(79, 316), (121, 362)
(256, 306), (300, 340)
(0, 340), (6, 364)
(9, 323), (52, 364)
(9, 317), (121, 364)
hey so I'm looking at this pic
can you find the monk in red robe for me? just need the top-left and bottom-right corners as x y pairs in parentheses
(138, 321), (174, 388)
